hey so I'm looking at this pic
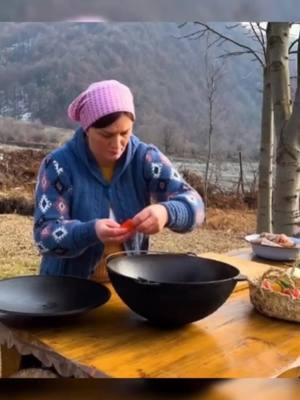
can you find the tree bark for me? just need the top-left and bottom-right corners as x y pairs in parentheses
(204, 90), (213, 207)
(273, 78), (300, 234)
(256, 48), (274, 233)
(268, 22), (292, 141)
(273, 25), (300, 234)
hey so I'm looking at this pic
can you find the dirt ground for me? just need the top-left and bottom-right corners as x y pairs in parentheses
(0, 208), (256, 279)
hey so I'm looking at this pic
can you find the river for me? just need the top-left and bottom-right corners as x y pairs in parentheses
(172, 158), (258, 190)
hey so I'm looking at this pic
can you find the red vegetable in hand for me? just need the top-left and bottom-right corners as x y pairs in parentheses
(121, 219), (135, 232)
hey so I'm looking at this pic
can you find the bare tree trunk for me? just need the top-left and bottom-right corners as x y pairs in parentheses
(268, 22), (292, 141)
(256, 51), (274, 233)
(273, 29), (300, 235)
(203, 38), (223, 207)
(238, 151), (245, 195)
(204, 94), (213, 206)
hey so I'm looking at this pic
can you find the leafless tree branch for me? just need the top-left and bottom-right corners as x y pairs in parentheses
(225, 23), (240, 30)
(172, 29), (205, 40)
(257, 23), (266, 46)
(208, 36), (223, 49)
(218, 50), (254, 59)
(217, 38), (227, 48)
(188, 32), (207, 40)
(191, 21), (265, 67)
(289, 38), (299, 53)
(250, 22), (266, 61)
(177, 22), (188, 29)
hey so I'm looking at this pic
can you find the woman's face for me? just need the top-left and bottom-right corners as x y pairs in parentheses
(86, 114), (133, 166)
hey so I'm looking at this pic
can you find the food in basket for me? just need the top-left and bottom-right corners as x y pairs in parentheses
(260, 269), (300, 300)
(249, 266), (300, 322)
(250, 232), (298, 248)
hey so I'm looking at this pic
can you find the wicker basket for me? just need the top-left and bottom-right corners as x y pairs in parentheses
(249, 267), (300, 323)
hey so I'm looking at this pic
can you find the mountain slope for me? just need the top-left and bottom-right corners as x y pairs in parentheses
(0, 22), (263, 158)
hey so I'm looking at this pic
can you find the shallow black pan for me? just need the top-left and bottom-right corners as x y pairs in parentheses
(0, 275), (111, 319)
(106, 251), (247, 326)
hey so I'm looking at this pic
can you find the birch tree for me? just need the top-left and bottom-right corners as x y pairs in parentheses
(180, 22), (300, 235)
(271, 24), (300, 234)
(179, 22), (273, 231)
(257, 32), (274, 233)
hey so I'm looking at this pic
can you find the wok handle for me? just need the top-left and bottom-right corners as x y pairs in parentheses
(105, 250), (157, 265)
(105, 250), (132, 263)
(233, 273), (248, 282)
(105, 250), (198, 263)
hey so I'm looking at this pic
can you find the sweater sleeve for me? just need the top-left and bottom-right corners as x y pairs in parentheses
(33, 155), (99, 258)
(143, 146), (205, 233)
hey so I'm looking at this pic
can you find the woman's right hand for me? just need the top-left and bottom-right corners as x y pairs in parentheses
(95, 219), (132, 243)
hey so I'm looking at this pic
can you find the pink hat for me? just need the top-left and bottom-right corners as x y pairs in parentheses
(68, 80), (135, 130)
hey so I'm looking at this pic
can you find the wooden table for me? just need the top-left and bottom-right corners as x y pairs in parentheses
(1, 252), (300, 378)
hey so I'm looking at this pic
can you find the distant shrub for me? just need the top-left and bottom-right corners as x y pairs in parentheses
(0, 195), (34, 215)
(180, 168), (257, 210)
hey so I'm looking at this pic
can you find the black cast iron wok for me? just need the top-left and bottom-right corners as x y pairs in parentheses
(106, 251), (247, 326)
(0, 275), (111, 320)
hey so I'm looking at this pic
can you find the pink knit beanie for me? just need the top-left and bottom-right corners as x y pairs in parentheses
(67, 80), (135, 130)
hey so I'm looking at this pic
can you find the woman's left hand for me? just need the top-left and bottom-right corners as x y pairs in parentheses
(132, 204), (168, 235)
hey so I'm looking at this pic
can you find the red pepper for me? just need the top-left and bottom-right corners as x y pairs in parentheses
(261, 279), (272, 290)
(283, 287), (300, 300)
(121, 219), (135, 232)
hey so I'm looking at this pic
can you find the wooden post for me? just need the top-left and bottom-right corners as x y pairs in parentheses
(0, 343), (22, 378)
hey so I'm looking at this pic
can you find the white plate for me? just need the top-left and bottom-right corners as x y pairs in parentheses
(245, 233), (300, 261)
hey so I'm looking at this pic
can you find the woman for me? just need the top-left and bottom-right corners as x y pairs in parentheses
(33, 79), (205, 282)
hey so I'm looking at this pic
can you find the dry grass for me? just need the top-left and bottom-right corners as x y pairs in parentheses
(0, 214), (40, 279)
(151, 208), (256, 254)
(0, 209), (256, 279)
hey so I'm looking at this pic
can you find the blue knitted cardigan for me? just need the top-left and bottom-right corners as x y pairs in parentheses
(33, 128), (205, 278)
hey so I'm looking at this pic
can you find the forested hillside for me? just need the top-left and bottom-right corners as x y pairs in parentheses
(0, 22), (263, 158)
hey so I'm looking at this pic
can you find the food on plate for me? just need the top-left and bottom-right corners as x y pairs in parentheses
(250, 232), (297, 248)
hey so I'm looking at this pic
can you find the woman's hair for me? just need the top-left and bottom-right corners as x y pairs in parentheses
(89, 111), (134, 129)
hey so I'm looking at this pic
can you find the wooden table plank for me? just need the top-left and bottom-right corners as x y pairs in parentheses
(0, 252), (300, 379)
(0, 343), (21, 378)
